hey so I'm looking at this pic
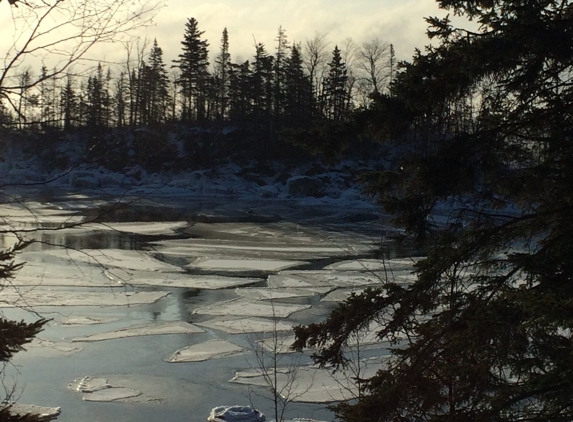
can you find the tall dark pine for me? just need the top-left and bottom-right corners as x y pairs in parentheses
(295, 2), (573, 422)
(284, 44), (312, 127)
(322, 46), (348, 121)
(251, 43), (274, 129)
(113, 72), (128, 128)
(214, 28), (231, 121)
(60, 74), (77, 130)
(173, 17), (210, 122)
(273, 26), (290, 124)
(139, 40), (170, 125)
(228, 60), (252, 123)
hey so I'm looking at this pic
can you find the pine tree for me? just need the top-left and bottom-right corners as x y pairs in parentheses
(284, 44), (312, 127)
(173, 17), (210, 122)
(113, 72), (128, 128)
(295, 2), (573, 422)
(321, 46), (348, 121)
(214, 28), (231, 121)
(60, 74), (77, 130)
(273, 26), (290, 124)
(146, 39), (170, 125)
(228, 60), (252, 123)
(252, 42), (274, 129)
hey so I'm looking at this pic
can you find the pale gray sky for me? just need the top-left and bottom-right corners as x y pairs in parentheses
(0, 0), (466, 79)
(145, 0), (451, 65)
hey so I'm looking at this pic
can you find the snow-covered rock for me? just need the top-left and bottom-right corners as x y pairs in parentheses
(208, 405), (266, 422)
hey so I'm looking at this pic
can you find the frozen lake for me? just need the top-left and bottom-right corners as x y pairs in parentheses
(0, 189), (419, 422)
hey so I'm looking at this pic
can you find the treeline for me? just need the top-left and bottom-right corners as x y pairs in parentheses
(3, 18), (395, 133)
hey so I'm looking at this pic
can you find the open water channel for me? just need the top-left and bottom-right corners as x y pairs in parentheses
(0, 188), (420, 422)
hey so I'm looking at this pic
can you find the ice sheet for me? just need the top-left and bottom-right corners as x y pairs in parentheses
(129, 274), (261, 289)
(46, 248), (183, 272)
(231, 357), (388, 403)
(187, 257), (307, 274)
(325, 258), (419, 272)
(7, 403), (61, 421)
(0, 288), (170, 307)
(279, 271), (386, 287)
(89, 221), (188, 236)
(72, 321), (204, 342)
(165, 339), (247, 362)
(235, 287), (332, 300)
(58, 315), (121, 325)
(193, 298), (310, 318)
(196, 317), (294, 334)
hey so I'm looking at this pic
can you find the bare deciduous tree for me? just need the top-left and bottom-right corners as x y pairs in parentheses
(0, 0), (163, 117)
(303, 32), (330, 107)
(356, 37), (391, 105)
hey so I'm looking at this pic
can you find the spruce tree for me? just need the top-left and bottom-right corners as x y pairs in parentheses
(173, 17), (210, 122)
(214, 28), (231, 121)
(295, 1), (573, 422)
(321, 46), (348, 121)
(284, 44), (312, 127)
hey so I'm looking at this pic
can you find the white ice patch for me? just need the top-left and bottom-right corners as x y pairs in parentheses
(13, 255), (118, 287)
(72, 321), (204, 342)
(325, 258), (419, 272)
(279, 270), (387, 288)
(89, 221), (188, 236)
(46, 248), (183, 272)
(83, 387), (142, 402)
(165, 339), (247, 362)
(197, 317), (294, 334)
(129, 274), (261, 289)
(235, 287), (332, 301)
(231, 357), (388, 403)
(193, 298), (310, 318)
(7, 403), (61, 421)
(187, 258), (306, 274)
(58, 315), (121, 325)
(0, 288), (170, 307)
(71, 376), (142, 402)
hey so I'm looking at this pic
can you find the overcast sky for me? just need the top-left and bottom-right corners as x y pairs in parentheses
(144, 0), (451, 65)
(0, 0), (464, 79)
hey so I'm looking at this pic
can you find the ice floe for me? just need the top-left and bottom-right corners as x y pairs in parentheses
(89, 221), (188, 236)
(128, 274), (261, 289)
(58, 315), (121, 325)
(193, 298), (310, 318)
(325, 258), (419, 272)
(196, 317), (294, 334)
(152, 238), (365, 260)
(0, 288), (170, 307)
(166, 339), (247, 362)
(46, 248), (183, 272)
(235, 287), (332, 301)
(187, 258), (306, 275)
(7, 403), (61, 421)
(71, 376), (142, 402)
(231, 357), (388, 403)
(208, 405), (266, 422)
(72, 321), (204, 342)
